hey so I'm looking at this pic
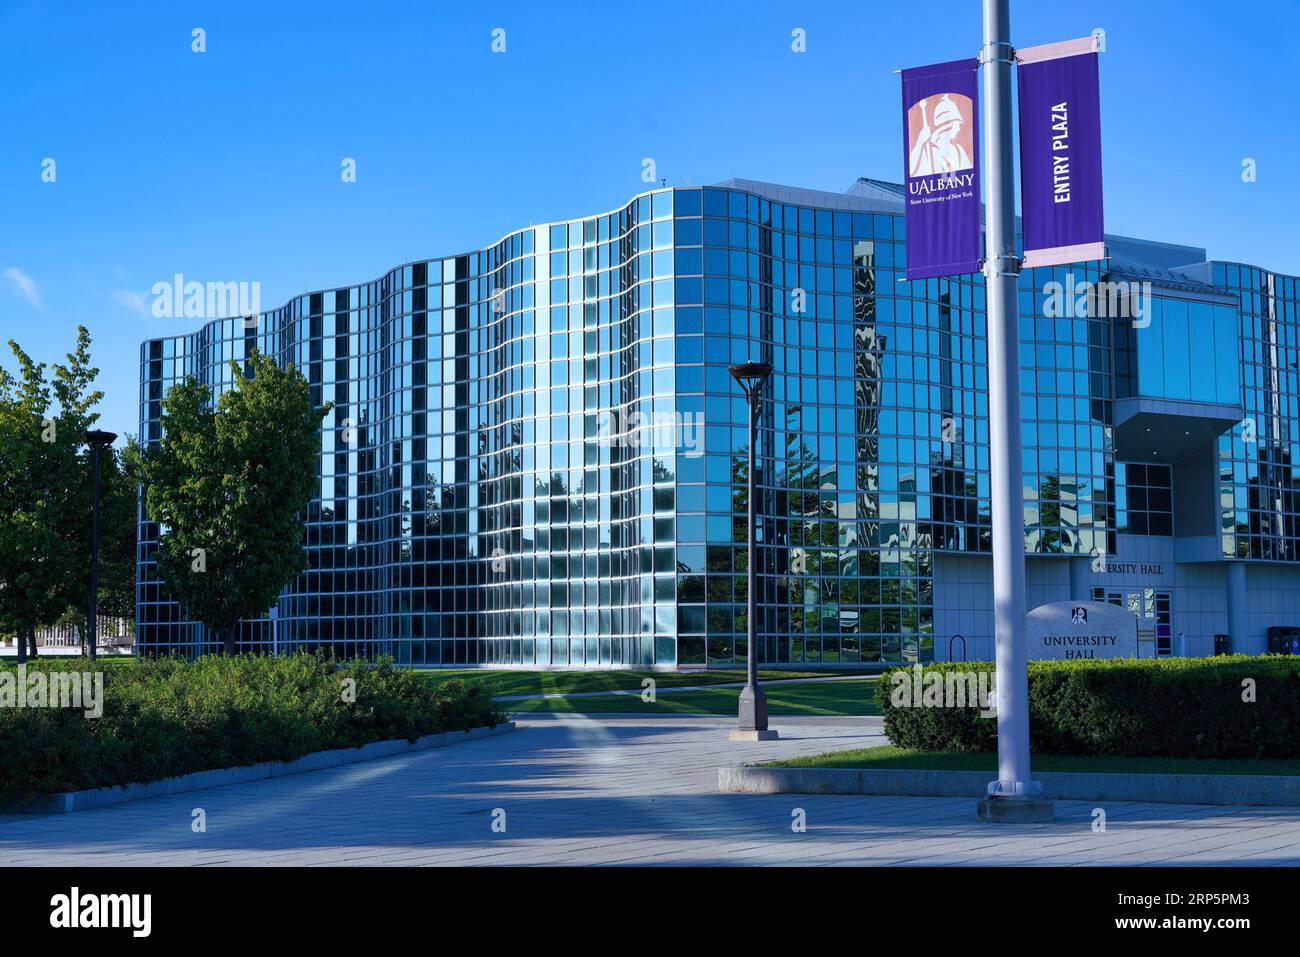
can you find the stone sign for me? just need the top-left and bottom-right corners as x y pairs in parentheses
(1026, 600), (1138, 660)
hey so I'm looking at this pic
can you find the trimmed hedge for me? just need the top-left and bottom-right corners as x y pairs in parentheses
(876, 656), (1300, 760)
(0, 654), (505, 794)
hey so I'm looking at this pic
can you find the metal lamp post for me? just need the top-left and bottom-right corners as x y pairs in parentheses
(84, 429), (118, 662)
(975, 0), (1052, 822)
(727, 362), (777, 742)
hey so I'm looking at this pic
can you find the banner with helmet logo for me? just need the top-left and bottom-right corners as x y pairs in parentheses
(1016, 36), (1105, 268)
(899, 58), (982, 280)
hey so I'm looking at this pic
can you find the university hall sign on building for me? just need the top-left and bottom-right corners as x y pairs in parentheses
(1025, 600), (1138, 660)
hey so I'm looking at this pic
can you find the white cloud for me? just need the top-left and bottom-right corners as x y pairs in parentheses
(111, 288), (150, 316)
(3, 267), (42, 308)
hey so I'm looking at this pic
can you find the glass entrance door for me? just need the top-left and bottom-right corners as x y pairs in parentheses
(1093, 587), (1174, 657)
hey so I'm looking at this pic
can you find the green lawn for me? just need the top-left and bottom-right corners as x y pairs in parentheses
(0, 653), (139, 665)
(758, 745), (1300, 776)
(504, 677), (880, 716)
(415, 668), (879, 699)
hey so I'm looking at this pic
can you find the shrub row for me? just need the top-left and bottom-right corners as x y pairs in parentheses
(0, 654), (505, 793)
(875, 656), (1300, 760)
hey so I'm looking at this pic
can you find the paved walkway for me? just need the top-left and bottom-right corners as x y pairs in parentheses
(3, 715), (1299, 866)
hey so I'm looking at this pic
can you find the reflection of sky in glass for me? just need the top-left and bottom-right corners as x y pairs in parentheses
(135, 186), (1300, 668)
(1129, 296), (1242, 405)
(1214, 264), (1300, 561)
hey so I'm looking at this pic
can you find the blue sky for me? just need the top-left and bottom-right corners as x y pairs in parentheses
(2, 0), (1297, 438)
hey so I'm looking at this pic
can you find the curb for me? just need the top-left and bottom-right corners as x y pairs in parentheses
(717, 764), (1300, 806)
(0, 721), (517, 815)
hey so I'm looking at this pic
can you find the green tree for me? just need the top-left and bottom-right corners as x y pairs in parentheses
(93, 447), (138, 624)
(58, 447), (138, 651)
(0, 327), (104, 662)
(128, 351), (330, 655)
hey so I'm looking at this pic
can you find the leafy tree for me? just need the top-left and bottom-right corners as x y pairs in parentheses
(0, 327), (104, 662)
(128, 351), (330, 655)
(57, 447), (137, 651)
(93, 447), (139, 624)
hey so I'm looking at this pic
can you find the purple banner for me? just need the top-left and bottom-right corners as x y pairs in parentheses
(1017, 42), (1105, 267)
(900, 58), (982, 280)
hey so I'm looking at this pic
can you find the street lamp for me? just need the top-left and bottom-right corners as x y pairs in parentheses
(975, 0), (1052, 823)
(84, 429), (118, 662)
(728, 362), (777, 742)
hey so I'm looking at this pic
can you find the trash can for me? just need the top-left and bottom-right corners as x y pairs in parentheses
(1267, 626), (1300, 654)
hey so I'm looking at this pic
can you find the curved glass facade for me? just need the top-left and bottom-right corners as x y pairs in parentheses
(137, 179), (1299, 666)
(1214, 264), (1300, 560)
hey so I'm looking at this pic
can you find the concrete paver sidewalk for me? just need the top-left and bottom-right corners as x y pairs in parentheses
(2, 714), (1298, 866)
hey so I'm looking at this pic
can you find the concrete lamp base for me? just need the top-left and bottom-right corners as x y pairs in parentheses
(729, 729), (780, 742)
(977, 795), (1055, 823)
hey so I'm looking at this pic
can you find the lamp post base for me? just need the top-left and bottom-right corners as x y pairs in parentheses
(976, 795), (1055, 823)
(736, 683), (769, 731)
(729, 729), (780, 742)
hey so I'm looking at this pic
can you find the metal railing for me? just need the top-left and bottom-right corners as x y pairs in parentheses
(3, 616), (135, 649)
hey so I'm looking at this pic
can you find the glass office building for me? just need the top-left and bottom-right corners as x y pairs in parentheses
(137, 177), (1300, 666)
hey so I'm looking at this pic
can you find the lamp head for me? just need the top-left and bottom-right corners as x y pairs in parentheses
(728, 362), (773, 393)
(83, 429), (117, 447)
